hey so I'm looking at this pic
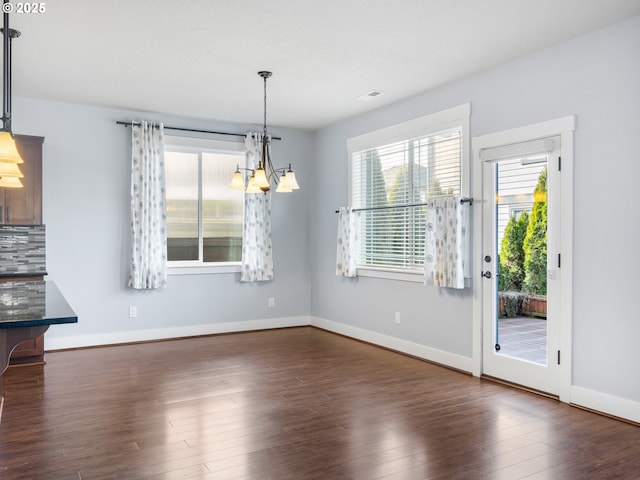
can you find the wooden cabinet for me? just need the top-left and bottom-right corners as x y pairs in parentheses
(2, 134), (45, 365)
(0, 134), (43, 225)
(9, 335), (44, 365)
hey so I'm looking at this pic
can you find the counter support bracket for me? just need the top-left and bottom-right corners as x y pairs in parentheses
(0, 325), (50, 415)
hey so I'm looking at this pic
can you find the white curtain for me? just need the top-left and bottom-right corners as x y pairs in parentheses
(424, 195), (470, 289)
(336, 207), (360, 277)
(128, 121), (167, 290)
(241, 133), (274, 282)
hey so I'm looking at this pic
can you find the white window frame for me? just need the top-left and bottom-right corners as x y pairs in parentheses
(347, 103), (470, 282)
(165, 135), (245, 275)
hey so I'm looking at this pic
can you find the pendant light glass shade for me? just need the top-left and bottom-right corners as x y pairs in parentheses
(245, 174), (262, 193)
(0, 160), (23, 177)
(0, 131), (23, 164)
(283, 170), (300, 189)
(0, 176), (22, 187)
(253, 167), (269, 189)
(275, 176), (292, 192)
(230, 170), (245, 190)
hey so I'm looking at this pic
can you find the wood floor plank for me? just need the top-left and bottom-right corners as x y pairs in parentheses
(1, 327), (639, 479)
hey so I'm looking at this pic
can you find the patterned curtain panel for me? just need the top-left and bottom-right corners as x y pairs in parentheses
(128, 121), (167, 290)
(424, 196), (470, 289)
(336, 207), (360, 277)
(240, 133), (274, 282)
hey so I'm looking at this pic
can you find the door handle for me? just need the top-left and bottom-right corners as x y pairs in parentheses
(481, 271), (492, 279)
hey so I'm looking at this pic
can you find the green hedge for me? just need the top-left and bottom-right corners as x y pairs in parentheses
(499, 211), (529, 291)
(523, 168), (547, 295)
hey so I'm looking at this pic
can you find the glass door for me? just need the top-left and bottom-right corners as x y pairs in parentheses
(481, 141), (561, 395)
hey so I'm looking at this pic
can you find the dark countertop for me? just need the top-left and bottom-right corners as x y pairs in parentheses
(0, 281), (77, 329)
(0, 272), (47, 279)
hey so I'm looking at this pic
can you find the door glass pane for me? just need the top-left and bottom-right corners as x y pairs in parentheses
(202, 152), (244, 262)
(166, 152), (199, 261)
(495, 156), (548, 365)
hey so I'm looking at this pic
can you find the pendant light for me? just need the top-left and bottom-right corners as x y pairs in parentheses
(230, 71), (300, 193)
(0, 1), (23, 188)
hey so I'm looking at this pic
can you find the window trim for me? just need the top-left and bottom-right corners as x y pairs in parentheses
(168, 263), (241, 276)
(164, 135), (245, 275)
(357, 266), (426, 283)
(347, 103), (470, 280)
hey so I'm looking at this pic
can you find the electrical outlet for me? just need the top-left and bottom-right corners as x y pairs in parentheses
(394, 312), (401, 324)
(129, 306), (137, 318)
(268, 297), (275, 307)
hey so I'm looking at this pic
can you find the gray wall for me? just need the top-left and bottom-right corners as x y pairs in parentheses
(310, 16), (640, 404)
(13, 98), (311, 345)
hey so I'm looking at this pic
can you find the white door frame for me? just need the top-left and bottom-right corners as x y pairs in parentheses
(471, 116), (575, 403)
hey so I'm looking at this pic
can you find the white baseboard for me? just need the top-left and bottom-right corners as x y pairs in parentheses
(45, 316), (311, 351)
(310, 316), (474, 373)
(571, 386), (640, 424)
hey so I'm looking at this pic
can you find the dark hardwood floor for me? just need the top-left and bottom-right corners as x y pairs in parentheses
(1, 327), (639, 479)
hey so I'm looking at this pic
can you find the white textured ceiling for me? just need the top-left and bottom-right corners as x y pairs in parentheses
(7, 0), (640, 130)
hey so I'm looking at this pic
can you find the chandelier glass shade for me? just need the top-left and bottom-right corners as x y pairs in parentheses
(229, 170), (245, 189)
(230, 71), (300, 194)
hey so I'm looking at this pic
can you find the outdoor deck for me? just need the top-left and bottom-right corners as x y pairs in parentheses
(497, 316), (547, 364)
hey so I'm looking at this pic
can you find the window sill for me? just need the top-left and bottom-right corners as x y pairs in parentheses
(357, 267), (424, 283)
(168, 264), (241, 275)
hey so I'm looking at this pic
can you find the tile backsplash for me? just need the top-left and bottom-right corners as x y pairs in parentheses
(0, 225), (46, 275)
(0, 280), (46, 320)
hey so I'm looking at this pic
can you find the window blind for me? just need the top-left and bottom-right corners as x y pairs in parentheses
(351, 127), (462, 269)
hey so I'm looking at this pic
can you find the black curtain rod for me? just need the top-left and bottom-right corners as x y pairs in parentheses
(116, 121), (282, 141)
(335, 197), (473, 214)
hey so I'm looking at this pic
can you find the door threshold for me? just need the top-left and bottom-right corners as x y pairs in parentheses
(481, 374), (559, 400)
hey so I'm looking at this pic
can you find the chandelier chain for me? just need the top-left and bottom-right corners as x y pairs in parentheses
(263, 74), (268, 138)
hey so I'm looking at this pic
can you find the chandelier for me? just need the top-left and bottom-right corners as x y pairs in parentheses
(0, 1), (24, 188)
(230, 71), (299, 193)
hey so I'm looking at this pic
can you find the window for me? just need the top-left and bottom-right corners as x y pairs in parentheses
(164, 136), (245, 273)
(348, 104), (470, 280)
(510, 206), (532, 219)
